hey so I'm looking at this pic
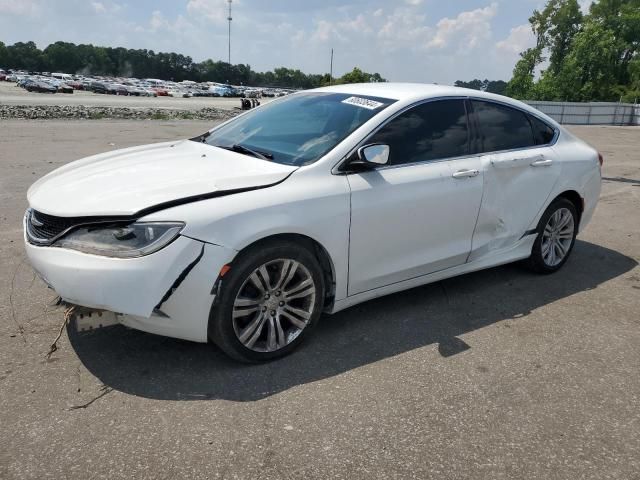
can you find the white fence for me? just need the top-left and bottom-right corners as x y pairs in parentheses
(525, 101), (640, 126)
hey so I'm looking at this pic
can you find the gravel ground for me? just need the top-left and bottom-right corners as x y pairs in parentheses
(0, 121), (638, 479)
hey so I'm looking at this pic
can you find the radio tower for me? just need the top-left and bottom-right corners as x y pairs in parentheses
(227, 0), (232, 65)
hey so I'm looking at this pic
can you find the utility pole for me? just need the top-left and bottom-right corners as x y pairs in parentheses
(227, 0), (232, 65)
(329, 48), (333, 85)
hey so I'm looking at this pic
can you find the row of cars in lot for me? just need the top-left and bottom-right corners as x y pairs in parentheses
(0, 68), (292, 98)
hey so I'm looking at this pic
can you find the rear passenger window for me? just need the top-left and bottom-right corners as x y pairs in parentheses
(529, 114), (556, 145)
(369, 99), (469, 165)
(472, 100), (534, 153)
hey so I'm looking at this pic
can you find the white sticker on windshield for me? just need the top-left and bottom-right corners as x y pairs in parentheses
(341, 96), (384, 110)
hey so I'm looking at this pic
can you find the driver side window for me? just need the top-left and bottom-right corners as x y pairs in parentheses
(369, 99), (470, 166)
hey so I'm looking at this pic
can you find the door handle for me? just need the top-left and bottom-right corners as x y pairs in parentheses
(452, 169), (480, 179)
(531, 159), (553, 167)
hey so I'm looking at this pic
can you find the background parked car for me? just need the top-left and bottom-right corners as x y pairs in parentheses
(152, 87), (169, 96)
(90, 81), (108, 94)
(26, 81), (57, 93)
(57, 83), (74, 94)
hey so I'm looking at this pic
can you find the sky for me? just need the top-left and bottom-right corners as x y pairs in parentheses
(0, 0), (591, 83)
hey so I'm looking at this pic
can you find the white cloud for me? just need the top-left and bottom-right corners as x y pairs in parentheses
(405, 0), (424, 5)
(149, 10), (166, 31)
(148, 10), (194, 34)
(0, 0), (40, 16)
(92, 2), (106, 14)
(291, 29), (305, 44)
(378, 8), (430, 45)
(310, 14), (372, 43)
(310, 20), (336, 43)
(425, 3), (498, 50)
(340, 14), (372, 34)
(187, 0), (230, 24)
(496, 23), (534, 55)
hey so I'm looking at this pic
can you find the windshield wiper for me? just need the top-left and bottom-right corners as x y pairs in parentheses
(213, 143), (273, 161)
(190, 131), (211, 143)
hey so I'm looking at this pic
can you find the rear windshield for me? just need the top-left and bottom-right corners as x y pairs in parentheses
(203, 92), (396, 166)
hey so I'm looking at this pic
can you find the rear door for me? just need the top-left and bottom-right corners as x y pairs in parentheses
(468, 100), (561, 261)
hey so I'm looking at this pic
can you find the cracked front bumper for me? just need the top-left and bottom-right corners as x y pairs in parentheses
(25, 234), (237, 342)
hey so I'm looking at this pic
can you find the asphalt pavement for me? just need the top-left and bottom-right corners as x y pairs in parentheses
(0, 121), (638, 479)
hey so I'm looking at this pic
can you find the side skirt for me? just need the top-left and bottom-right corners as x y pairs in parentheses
(329, 235), (536, 314)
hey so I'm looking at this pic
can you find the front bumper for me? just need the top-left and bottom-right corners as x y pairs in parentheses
(25, 233), (237, 342)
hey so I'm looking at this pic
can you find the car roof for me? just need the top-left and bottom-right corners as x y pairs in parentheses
(313, 82), (480, 101)
(315, 82), (520, 102)
(311, 82), (559, 126)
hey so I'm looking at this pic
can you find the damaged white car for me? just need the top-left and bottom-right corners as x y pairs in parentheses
(25, 84), (602, 362)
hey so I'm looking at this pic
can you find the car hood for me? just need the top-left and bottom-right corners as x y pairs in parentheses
(28, 140), (297, 217)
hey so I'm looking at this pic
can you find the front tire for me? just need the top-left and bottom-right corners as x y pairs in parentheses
(209, 241), (325, 362)
(525, 197), (578, 274)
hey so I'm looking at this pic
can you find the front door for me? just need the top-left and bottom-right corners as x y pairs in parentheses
(346, 99), (484, 295)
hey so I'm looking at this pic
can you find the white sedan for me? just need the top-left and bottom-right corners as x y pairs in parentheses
(24, 83), (602, 362)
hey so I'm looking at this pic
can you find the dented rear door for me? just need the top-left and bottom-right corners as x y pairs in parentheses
(467, 99), (561, 261)
(469, 146), (560, 260)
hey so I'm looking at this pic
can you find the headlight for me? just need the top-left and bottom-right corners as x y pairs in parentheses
(55, 222), (184, 258)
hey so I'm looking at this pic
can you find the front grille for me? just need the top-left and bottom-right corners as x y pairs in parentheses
(27, 210), (81, 243)
(25, 209), (128, 246)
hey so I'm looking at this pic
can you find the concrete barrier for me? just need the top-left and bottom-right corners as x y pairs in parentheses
(525, 101), (639, 126)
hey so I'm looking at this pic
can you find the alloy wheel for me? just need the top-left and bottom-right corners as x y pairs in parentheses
(541, 207), (575, 267)
(232, 259), (317, 353)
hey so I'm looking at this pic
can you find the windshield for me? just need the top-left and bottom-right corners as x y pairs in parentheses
(201, 92), (395, 166)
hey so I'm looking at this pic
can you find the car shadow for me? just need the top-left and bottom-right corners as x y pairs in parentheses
(68, 240), (637, 402)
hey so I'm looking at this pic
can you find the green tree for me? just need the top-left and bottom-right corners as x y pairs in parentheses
(454, 79), (485, 90)
(6, 41), (43, 71)
(621, 57), (640, 101)
(557, 19), (621, 100)
(506, 47), (544, 99)
(507, 0), (640, 101)
(453, 79), (508, 95)
(43, 41), (83, 73)
(338, 67), (386, 84)
(530, 0), (583, 74)
(0, 41), (8, 68)
(485, 80), (508, 95)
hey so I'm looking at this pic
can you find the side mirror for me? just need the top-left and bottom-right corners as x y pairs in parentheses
(342, 144), (390, 173)
(359, 144), (390, 166)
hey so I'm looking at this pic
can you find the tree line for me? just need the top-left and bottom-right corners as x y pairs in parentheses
(453, 79), (508, 95)
(0, 40), (385, 88)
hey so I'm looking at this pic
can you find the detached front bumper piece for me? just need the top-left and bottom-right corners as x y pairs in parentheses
(25, 235), (237, 342)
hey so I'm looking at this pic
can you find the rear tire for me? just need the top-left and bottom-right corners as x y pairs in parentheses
(525, 197), (578, 274)
(209, 240), (325, 363)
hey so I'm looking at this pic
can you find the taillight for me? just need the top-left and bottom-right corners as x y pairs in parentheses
(598, 152), (604, 167)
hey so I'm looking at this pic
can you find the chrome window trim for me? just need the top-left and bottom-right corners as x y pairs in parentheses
(332, 95), (560, 175)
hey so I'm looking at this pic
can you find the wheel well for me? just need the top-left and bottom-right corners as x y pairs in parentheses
(235, 234), (336, 309)
(556, 190), (583, 223)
